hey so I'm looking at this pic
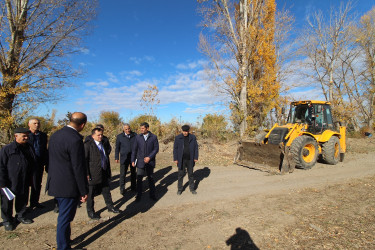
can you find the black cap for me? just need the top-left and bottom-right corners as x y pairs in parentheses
(181, 125), (190, 132)
(14, 128), (30, 134)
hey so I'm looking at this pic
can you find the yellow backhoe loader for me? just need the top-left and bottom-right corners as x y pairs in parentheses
(235, 100), (346, 173)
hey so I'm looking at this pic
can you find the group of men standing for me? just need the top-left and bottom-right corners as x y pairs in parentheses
(0, 118), (48, 232)
(0, 112), (199, 250)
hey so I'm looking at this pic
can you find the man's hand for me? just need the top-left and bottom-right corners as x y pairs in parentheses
(194, 159), (198, 162)
(87, 175), (90, 181)
(80, 195), (88, 203)
(132, 162), (135, 167)
(174, 160), (178, 165)
(144, 157), (150, 163)
(115, 160), (119, 163)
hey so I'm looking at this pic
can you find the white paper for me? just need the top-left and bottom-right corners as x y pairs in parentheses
(134, 159), (138, 166)
(2, 187), (15, 200)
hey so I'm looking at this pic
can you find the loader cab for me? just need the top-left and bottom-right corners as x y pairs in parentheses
(287, 101), (334, 134)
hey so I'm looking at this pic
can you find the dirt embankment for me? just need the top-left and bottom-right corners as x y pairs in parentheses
(0, 137), (374, 249)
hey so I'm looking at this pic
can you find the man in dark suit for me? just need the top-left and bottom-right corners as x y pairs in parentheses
(84, 128), (120, 220)
(27, 118), (48, 209)
(0, 128), (36, 231)
(173, 125), (199, 195)
(85, 124), (111, 156)
(46, 112), (89, 250)
(131, 122), (159, 202)
(115, 123), (137, 195)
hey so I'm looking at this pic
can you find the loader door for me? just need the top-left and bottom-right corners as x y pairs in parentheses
(313, 104), (334, 133)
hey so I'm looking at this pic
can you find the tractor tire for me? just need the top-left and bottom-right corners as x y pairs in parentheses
(290, 135), (319, 170)
(322, 136), (340, 165)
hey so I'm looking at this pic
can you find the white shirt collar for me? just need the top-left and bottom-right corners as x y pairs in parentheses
(67, 125), (77, 131)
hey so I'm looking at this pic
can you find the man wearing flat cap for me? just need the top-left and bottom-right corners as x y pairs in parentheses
(0, 128), (37, 231)
(173, 125), (199, 195)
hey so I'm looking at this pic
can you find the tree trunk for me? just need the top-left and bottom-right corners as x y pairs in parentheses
(239, 76), (248, 137)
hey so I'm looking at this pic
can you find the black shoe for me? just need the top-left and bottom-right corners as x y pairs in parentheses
(135, 196), (141, 202)
(31, 203), (45, 209)
(4, 223), (13, 231)
(88, 212), (100, 220)
(177, 191), (182, 195)
(108, 207), (120, 213)
(191, 190), (197, 195)
(17, 217), (34, 224)
(150, 195), (157, 201)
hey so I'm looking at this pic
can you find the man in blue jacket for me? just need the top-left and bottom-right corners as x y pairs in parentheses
(46, 112), (88, 250)
(131, 122), (159, 202)
(0, 128), (36, 231)
(173, 125), (199, 195)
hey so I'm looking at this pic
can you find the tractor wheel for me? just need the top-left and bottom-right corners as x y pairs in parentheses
(290, 135), (319, 170)
(322, 136), (340, 165)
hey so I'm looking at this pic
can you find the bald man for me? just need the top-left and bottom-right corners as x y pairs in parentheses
(27, 118), (48, 209)
(46, 112), (89, 250)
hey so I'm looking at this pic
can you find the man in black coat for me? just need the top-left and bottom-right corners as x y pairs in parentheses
(46, 112), (89, 250)
(173, 125), (199, 195)
(115, 123), (137, 195)
(84, 128), (119, 220)
(0, 128), (36, 231)
(27, 118), (48, 209)
(131, 122), (159, 202)
(84, 124), (111, 156)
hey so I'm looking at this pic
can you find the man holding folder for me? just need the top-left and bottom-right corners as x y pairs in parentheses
(0, 128), (36, 231)
(131, 122), (159, 202)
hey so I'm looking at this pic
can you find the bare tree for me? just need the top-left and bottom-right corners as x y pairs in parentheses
(299, 1), (364, 129)
(0, 0), (97, 138)
(198, 0), (278, 137)
(140, 84), (160, 117)
(352, 7), (375, 128)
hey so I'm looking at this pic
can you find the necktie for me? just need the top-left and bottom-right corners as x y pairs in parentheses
(98, 143), (107, 170)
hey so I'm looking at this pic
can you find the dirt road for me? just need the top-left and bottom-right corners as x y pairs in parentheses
(1, 145), (374, 249)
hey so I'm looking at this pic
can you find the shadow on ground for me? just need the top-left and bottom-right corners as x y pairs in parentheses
(73, 165), (179, 248)
(226, 227), (259, 250)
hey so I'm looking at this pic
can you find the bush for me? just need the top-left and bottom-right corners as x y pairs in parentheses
(200, 114), (229, 141)
(128, 115), (162, 137)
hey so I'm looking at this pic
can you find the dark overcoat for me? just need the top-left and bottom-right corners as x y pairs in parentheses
(0, 141), (37, 195)
(115, 132), (137, 164)
(173, 133), (199, 170)
(131, 132), (159, 169)
(84, 138), (111, 186)
(46, 126), (88, 198)
(28, 131), (48, 167)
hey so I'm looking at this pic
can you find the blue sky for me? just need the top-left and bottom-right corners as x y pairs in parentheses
(39, 0), (375, 124)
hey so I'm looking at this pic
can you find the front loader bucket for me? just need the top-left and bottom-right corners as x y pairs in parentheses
(235, 141), (284, 172)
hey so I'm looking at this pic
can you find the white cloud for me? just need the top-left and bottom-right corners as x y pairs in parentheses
(84, 81), (109, 87)
(176, 60), (206, 70)
(129, 56), (155, 65)
(106, 72), (119, 83)
(77, 59), (226, 117)
(79, 47), (90, 55)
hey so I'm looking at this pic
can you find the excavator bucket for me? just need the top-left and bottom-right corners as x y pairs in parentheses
(235, 141), (284, 171)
